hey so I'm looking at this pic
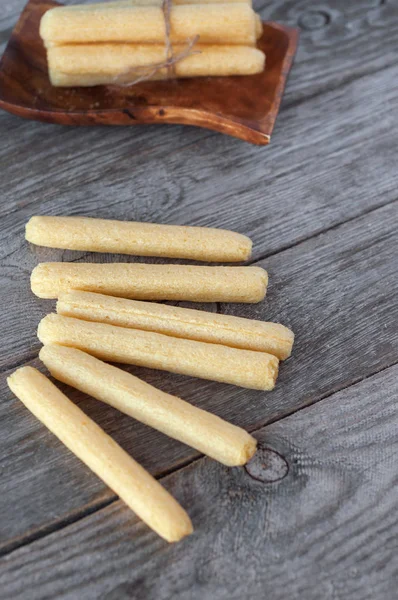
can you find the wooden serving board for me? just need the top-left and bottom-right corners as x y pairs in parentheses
(0, 0), (299, 144)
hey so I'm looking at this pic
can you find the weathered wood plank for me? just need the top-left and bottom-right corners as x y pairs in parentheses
(1, 62), (398, 372)
(259, 0), (398, 106)
(1, 0), (397, 572)
(0, 201), (397, 551)
(0, 357), (200, 553)
(2, 363), (397, 600)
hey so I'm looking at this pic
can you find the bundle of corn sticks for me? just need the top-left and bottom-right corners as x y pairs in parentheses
(8, 215), (294, 542)
(40, 0), (266, 86)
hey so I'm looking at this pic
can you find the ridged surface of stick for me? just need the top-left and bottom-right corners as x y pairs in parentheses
(7, 367), (193, 542)
(62, 0), (253, 8)
(57, 290), (293, 359)
(48, 44), (266, 86)
(38, 314), (279, 390)
(31, 263), (268, 303)
(40, 345), (258, 466)
(41, 4), (257, 46)
(26, 216), (252, 262)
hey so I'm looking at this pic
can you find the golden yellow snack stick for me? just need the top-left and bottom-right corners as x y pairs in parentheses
(57, 290), (294, 360)
(38, 314), (279, 390)
(40, 4), (257, 46)
(7, 367), (192, 542)
(40, 345), (257, 466)
(47, 44), (266, 86)
(26, 216), (252, 262)
(31, 263), (268, 303)
(67, 0), (253, 8)
(256, 14), (263, 39)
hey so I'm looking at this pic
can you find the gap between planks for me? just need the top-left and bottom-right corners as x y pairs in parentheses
(246, 195), (398, 266)
(1, 194), (397, 379)
(4, 171), (395, 548)
(1, 5), (397, 559)
(1, 359), (397, 560)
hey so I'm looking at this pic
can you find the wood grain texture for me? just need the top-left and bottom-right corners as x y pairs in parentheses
(258, 0), (398, 106)
(0, 0), (397, 591)
(0, 61), (398, 372)
(1, 364), (397, 599)
(0, 0), (298, 144)
(1, 201), (397, 551)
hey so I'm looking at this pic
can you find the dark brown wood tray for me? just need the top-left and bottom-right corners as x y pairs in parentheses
(0, 0), (299, 144)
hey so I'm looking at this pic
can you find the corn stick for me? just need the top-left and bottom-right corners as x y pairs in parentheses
(40, 4), (257, 46)
(26, 216), (252, 262)
(40, 345), (257, 466)
(67, 0), (252, 8)
(31, 263), (268, 303)
(47, 44), (265, 86)
(57, 290), (294, 360)
(256, 14), (263, 39)
(7, 367), (193, 542)
(38, 314), (279, 390)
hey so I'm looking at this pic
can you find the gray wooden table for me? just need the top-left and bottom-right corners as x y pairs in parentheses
(1, 1), (398, 598)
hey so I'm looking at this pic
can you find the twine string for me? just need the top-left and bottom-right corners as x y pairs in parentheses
(113, 0), (200, 87)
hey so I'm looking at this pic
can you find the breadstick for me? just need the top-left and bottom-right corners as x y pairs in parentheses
(40, 345), (257, 466)
(7, 367), (192, 542)
(60, 0), (253, 8)
(38, 314), (279, 390)
(47, 44), (266, 86)
(31, 263), (268, 303)
(256, 14), (263, 39)
(26, 216), (252, 262)
(40, 4), (257, 46)
(57, 290), (294, 360)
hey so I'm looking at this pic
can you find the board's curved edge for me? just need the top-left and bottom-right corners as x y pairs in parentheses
(257, 23), (300, 136)
(0, 98), (272, 144)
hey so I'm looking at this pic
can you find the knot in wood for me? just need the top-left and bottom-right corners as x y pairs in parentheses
(299, 10), (330, 31)
(245, 446), (288, 483)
